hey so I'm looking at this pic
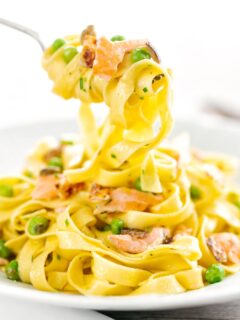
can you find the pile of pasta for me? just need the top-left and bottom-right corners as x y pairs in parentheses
(0, 27), (240, 296)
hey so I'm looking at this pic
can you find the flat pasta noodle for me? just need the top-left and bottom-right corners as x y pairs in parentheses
(0, 28), (240, 296)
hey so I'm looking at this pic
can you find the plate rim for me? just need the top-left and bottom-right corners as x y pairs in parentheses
(0, 273), (240, 311)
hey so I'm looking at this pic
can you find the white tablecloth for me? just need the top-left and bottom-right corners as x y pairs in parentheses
(1, 297), (112, 320)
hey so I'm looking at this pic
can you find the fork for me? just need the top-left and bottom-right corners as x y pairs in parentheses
(0, 17), (45, 51)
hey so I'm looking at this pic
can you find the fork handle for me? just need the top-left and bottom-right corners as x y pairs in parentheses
(0, 17), (45, 51)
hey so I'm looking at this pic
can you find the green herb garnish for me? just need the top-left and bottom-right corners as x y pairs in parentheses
(111, 35), (125, 42)
(190, 185), (201, 200)
(80, 77), (85, 91)
(131, 48), (151, 63)
(48, 157), (63, 170)
(134, 177), (142, 191)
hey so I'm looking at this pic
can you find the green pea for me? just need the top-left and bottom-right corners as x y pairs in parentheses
(131, 48), (151, 63)
(63, 47), (78, 64)
(205, 264), (225, 284)
(190, 185), (201, 200)
(0, 184), (13, 198)
(0, 240), (12, 259)
(48, 157), (63, 170)
(134, 177), (142, 191)
(5, 260), (20, 281)
(28, 216), (49, 235)
(111, 35), (125, 42)
(111, 218), (124, 235)
(51, 38), (66, 53)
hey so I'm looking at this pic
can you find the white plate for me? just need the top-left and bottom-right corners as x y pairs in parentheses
(0, 118), (240, 311)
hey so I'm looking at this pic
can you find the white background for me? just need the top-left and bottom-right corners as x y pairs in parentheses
(0, 2), (239, 318)
(0, 0), (240, 128)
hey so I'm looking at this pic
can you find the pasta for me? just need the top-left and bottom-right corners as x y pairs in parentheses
(0, 26), (240, 296)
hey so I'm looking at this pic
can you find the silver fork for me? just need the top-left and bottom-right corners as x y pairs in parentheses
(0, 17), (45, 51)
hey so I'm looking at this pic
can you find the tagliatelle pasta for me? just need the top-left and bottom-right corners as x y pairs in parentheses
(1, 26), (240, 296)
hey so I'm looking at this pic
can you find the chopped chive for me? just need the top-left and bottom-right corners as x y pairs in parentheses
(131, 48), (151, 63)
(56, 254), (61, 260)
(80, 77), (84, 90)
(111, 153), (117, 159)
(143, 87), (148, 93)
(190, 185), (201, 200)
(48, 157), (63, 170)
(111, 35), (125, 42)
(61, 140), (74, 145)
(134, 177), (142, 191)
(65, 219), (70, 227)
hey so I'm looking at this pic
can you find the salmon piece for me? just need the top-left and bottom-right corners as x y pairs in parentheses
(207, 232), (240, 264)
(106, 187), (163, 211)
(80, 25), (96, 44)
(81, 34), (97, 68)
(55, 175), (85, 199)
(109, 227), (170, 254)
(32, 175), (59, 200)
(95, 187), (164, 213)
(93, 37), (148, 80)
(32, 173), (85, 201)
(121, 228), (147, 239)
(89, 183), (111, 202)
(173, 225), (192, 241)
